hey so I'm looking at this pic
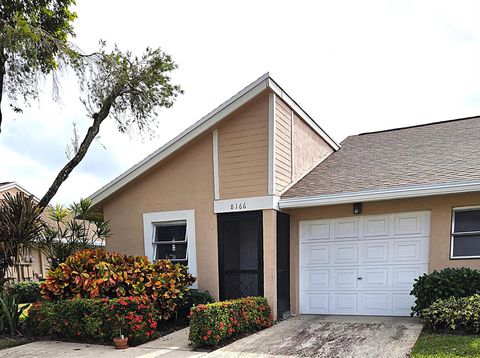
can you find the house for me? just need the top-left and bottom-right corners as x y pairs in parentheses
(89, 73), (480, 319)
(0, 181), (49, 282)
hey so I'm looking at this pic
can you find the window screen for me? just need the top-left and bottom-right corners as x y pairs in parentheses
(153, 221), (188, 263)
(452, 208), (480, 258)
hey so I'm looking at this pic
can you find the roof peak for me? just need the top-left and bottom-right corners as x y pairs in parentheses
(359, 114), (480, 136)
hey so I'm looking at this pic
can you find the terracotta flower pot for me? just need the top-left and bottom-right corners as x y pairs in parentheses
(113, 337), (129, 349)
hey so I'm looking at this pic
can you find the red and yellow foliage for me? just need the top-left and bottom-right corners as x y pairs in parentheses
(40, 249), (195, 319)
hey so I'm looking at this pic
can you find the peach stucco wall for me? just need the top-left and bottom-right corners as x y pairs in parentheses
(102, 133), (219, 299)
(285, 191), (480, 314)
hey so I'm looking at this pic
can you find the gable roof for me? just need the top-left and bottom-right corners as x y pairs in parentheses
(0, 181), (39, 201)
(89, 73), (340, 205)
(280, 115), (480, 208)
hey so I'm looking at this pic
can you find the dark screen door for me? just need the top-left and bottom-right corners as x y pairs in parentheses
(218, 211), (263, 300)
(276, 211), (290, 317)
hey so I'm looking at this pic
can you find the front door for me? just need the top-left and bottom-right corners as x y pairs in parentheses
(218, 211), (264, 300)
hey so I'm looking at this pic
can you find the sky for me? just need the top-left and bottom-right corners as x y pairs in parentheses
(1, 0), (480, 204)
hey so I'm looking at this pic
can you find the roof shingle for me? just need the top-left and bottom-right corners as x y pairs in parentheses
(282, 116), (480, 199)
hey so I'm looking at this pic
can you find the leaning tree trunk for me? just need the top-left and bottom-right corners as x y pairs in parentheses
(0, 51), (6, 134)
(37, 91), (118, 210)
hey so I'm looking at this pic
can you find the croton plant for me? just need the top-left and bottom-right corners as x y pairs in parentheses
(40, 249), (195, 319)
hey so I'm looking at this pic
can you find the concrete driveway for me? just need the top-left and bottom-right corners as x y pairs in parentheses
(0, 315), (422, 358)
(208, 315), (423, 358)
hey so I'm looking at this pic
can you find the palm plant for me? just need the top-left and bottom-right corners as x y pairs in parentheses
(0, 193), (44, 285)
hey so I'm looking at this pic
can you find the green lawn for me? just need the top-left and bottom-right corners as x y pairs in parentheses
(411, 333), (480, 358)
(0, 337), (29, 350)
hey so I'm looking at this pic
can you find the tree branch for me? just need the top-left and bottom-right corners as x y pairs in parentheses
(0, 49), (6, 133)
(38, 90), (120, 210)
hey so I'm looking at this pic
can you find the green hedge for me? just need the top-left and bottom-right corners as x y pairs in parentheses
(7, 282), (42, 303)
(188, 296), (273, 348)
(411, 268), (480, 316)
(25, 296), (159, 346)
(177, 289), (214, 323)
(421, 294), (480, 332)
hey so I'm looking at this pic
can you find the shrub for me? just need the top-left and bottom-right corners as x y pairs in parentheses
(40, 249), (195, 319)
(421, 294), (480, 333)
(177, 289), (215, 322)
(7, 282), (42, 303)
(188, 296), (273, 348)
(411, 268), (480, 316)
(25, 296), (159, 346)
(0, 291), (29, 335)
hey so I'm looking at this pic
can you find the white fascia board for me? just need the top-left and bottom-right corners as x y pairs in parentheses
(266, 77), (340, 151)
(214, 195), (280, 213)
(0, 182), (39, 202)
(279, 181), (480, 209)
(89, 73), (271, 205)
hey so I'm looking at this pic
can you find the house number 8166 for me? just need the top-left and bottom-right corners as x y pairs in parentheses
(231, 203), (247, 210)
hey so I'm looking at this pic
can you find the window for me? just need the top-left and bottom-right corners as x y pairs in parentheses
(451, 207), (480, 259)
(153, 221), (188, 263)
(143, 209), (197, 285)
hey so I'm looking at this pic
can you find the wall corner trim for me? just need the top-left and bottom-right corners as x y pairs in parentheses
(268, 93), (276, 195)
(212, 129), (220, 200)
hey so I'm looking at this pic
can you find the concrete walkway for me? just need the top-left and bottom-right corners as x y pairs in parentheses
(0, 315), (422, 358)
(0, 328), (206, 358)
(209, 315), (423, 358)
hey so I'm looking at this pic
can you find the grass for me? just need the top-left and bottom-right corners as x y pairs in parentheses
(0, 337), (30, 350)
(411, 333), (480, 358)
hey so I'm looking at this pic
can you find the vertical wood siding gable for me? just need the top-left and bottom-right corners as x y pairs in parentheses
(274, 97), (293, 194)
(217, 93), (269, 199)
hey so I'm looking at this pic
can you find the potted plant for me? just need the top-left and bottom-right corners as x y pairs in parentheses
(113, 329), (128, 349)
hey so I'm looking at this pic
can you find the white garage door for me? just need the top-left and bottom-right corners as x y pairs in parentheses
(299, 211), (430, 316)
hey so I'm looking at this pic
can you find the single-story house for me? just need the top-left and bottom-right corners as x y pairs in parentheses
(0, 181), (49, 282)
(89, 73), (480, 319)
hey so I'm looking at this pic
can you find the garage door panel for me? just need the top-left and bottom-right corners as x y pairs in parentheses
(335, 269), (359, 289)
(307, 220), (330, 240)
(362, 268), (388, 289)
(301, 244), (330, 265)
(363, 242), (389, 262)
(333, 293), (358, 313)
(299, 211), (430, 316)
(392, 240), (421, 262)
(392, 266), (426, 288)
(303, 268), (330, 290)
(334, 218), (359, 239)
(363, 294), (388, 313)
(333, 244), (358, 264)
(305, 293), (329, 312)
(364, 215), (389, 237)
(392, 294), (415, 315)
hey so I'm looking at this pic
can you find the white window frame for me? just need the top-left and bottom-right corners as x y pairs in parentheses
(143, 209), (197, 287)
(450, 205), (480, 259)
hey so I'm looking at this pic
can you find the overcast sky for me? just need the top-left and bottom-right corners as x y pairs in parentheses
(1, 0), (479, 204)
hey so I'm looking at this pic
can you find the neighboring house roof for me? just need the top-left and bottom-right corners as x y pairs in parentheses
(0, 181), (39, 201)
(89, 73), (340, 205)
(280, 116), (480, 208)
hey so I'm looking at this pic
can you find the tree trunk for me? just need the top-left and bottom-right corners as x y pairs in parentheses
(0, 51), (6, 134)
(38, 91), (118, 210)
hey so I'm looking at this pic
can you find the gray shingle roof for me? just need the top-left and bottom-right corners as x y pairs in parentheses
(282, 116), (480, 199)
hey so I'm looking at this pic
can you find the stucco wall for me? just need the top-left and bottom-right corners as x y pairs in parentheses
(263, 209), (277, 319)
(292, 114), (333, 181)
(286, 191), (480, 314)
(217, 93), (269, 199)
(102, 133), (219, 299)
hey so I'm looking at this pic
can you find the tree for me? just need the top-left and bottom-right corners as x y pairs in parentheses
(37, 44), (182, 209)
(0, 0), (76, 132)
(37, 198), (111, 269)
(0, 192), (44, 285)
